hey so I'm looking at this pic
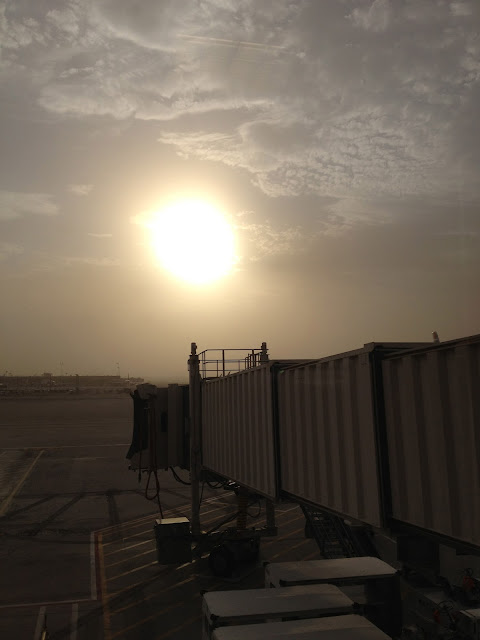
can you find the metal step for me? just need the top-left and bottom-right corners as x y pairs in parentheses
(301, 505), (372, 559)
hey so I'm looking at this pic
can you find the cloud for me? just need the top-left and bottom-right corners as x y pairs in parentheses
(46, 5), (81, 38)
(348, 0), (392, 33)
(2, 0), (480, 214)
(2, 251), (120, 275)
(131, 207), (311, 263)
(68, 183), (93, 196)
(141, 2), (478, 204)
(63, 256), (120, 266)
(31, 0), (301, 122)
(450, 2), (473, 17)
(0, 191), (58, 221)
(232, 210), (320, 262)
(0, 4), (46, 51)
(88, 232), (113, 238)
(0, 242), (23, 261)
(436, 229), (478, 238)
(91, 0), (300, 52)
(158, 104), (443, 201)
(234, 194), (401, 259)
(322, 197), (394, 235)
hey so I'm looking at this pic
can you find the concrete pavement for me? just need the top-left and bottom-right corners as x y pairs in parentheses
(0, 395), (320, 639)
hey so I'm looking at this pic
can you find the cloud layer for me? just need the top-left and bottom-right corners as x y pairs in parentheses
(68, 183), (93, 196)
(1, 0), (478, 213)
(0, 242), (23, 260)
(0, 190), (58, 221)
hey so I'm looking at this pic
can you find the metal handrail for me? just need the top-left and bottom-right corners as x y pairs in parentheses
(197, 344), (269, 379)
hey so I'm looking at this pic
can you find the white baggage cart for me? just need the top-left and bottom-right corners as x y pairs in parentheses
(211, 613), (391, 639)
(202, 584), (355, 640)
(264, 557), (397, 588)
(264, 557), (400, 636)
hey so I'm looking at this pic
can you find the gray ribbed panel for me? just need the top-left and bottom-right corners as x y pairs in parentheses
(201, 365), (276, 498)
(383, 336), (480, 547)
(167, 384), (185, 467)
(278, 350), (383, 527)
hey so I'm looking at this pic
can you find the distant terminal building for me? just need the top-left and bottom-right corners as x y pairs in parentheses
(0, 374), (144, 393)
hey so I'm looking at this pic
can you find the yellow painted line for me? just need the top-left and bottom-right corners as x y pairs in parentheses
(263, 524), (305, 548)
(107, 578), (156, 602)
(268, 535), (312, 561)
(194, 511), (237, 529)
(100, 512), (161, 535)
(107, 560), (157, 582)
(262, 518), (304, 545)
(101, 505), (188, 534)
(102, 511), (176, 541)
(109, 525), (309, 616)
(102, 503), (234, 548)
(110, 575), (197, 616)
(34, 605), (46, 640)
(102, 528), (151, 547)
(107, 577), (158, 602)
(110, 601), (183, 639)
(104, 505), (298, 565)
(276, 511), (304, 523)
(104, 537), (152, 557)
(0, 450), (44, 517)
(276, 505), (301, 515)
(155, 612), (202, 640)
(100, 509), (237, 551)
(106, 560), (200, 602)
(98, 532), (112, 640)
(104, 503), (301, 566)
(101, 498), (202, 535)
(70, 602), (79, 640)
(303, 549), (322, 561)
(0, 598), (92, 610)
(201, 504), (233, 517)
(105, 546), (155, 569)
(99, 495), (228, 536)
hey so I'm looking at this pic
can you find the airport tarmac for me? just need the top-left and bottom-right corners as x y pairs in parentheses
(0, 396), (320, 639)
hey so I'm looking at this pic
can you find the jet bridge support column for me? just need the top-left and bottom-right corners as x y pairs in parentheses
(266, 499), (276, 534)
(188, 342), (202, 536)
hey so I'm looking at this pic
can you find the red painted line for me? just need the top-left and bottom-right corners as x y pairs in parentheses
(95, 532), (112, 640)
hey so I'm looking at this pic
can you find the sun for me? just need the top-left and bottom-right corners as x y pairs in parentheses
(150, 200), (236, 285)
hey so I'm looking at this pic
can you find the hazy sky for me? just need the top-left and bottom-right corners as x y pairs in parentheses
(1, 0), (479, 381)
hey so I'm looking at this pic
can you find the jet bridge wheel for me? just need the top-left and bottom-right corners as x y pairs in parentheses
(209, 544), (235, 578)
(239, 538), (260, 562)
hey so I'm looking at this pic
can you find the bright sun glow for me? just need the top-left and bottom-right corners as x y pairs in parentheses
(150, 200), (236, 285)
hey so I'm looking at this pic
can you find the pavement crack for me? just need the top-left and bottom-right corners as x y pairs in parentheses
(26, 492), (86, 537)
(0, 494), (56, 522)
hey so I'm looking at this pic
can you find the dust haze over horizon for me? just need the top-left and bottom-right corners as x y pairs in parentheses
(1, 0), (479, 382)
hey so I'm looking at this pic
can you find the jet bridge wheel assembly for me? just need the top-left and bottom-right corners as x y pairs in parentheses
(208, 537), (260, 578)
(208, 544), (235, 578)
